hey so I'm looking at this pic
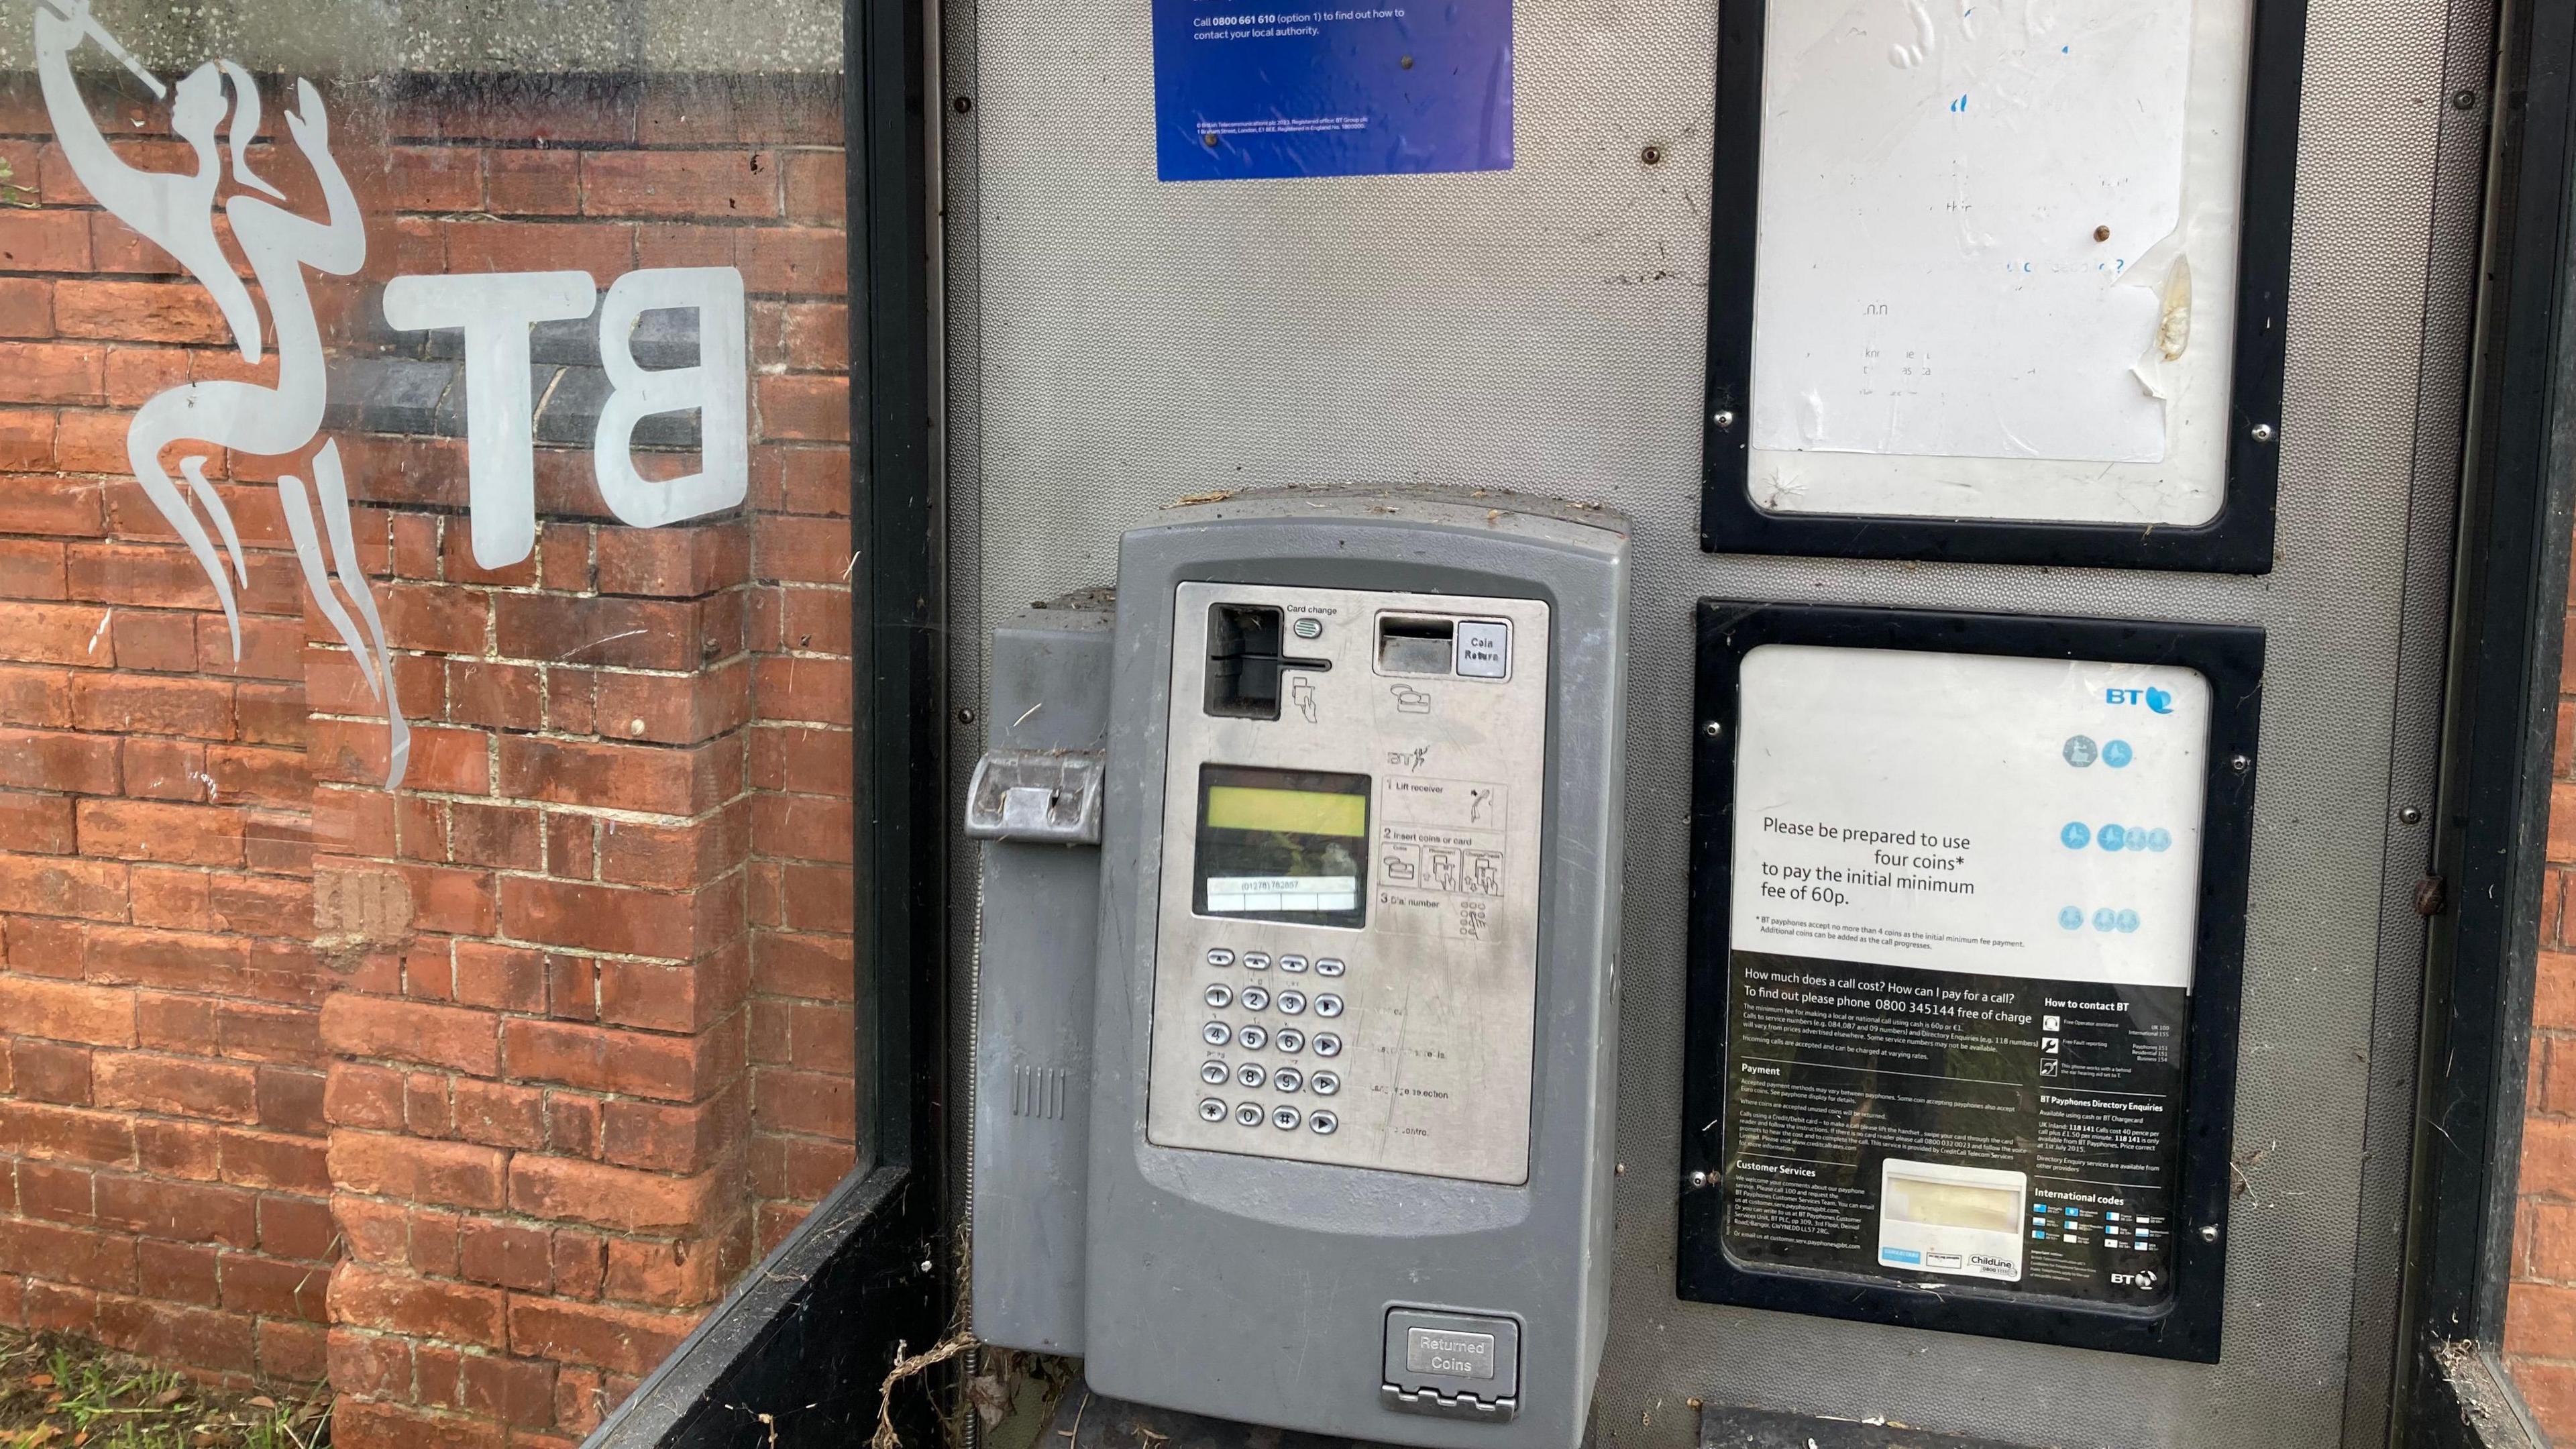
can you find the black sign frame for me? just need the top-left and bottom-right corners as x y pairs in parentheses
(1677, 602), (2264, 1361)
(1699, 0), (2309, 573)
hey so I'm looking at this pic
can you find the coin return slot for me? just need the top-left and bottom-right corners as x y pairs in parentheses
(1379, 616), (1456, 676)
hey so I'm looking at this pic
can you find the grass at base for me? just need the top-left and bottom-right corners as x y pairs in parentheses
(0, 1328), (328, 1448)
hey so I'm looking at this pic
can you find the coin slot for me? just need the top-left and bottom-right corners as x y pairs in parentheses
(1379, 615), (1456, 676)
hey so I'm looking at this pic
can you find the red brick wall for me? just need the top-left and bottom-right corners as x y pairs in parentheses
(0, 69), (855, 1448)
(2515, 574), (2576, 1439)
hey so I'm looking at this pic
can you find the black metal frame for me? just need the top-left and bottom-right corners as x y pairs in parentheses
(586, 0), (951, 1440)
(1676, 602), (2264, 1361)
(1698, 0), (2308, 573)
(2396, 0), (2576, 1440)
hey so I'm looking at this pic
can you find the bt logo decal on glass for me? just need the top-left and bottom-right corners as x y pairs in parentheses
(2106, 686), (2176, 714)
(36, 0), (753, 789)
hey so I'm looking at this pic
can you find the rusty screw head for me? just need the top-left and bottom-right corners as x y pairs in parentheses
(1642, 144), (1664, 166)
(2094, 225), (2112, 242)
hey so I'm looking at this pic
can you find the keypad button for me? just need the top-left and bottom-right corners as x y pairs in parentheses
(1279, 955), (1310, 973)
(1240, 985), (1272, 1012)
(1313, 1032), (1343, 1057)
(1272, 1106), (1301, 1130)
(1198, 1098), (1227, 1122)
(1271, 1067), (1304, 1093)
(1273, 1028), (1306, 1053)
(1207, 949), (1236, 967)
(1243, 953), (1273, 971)
(1309, 1110), (1340, 1135)
(1201, 1021), (1232, 1046)
(1316, 957), (1346, 977)
(1315, 994), (1345, 1018)
(1203, 984), (1233, 1008)
(1311, 1071), (1340, 1095)
(1234, 1103), (1264, 1127)
(1199, 1061), (1229, 1085)
(1277, 990), (1307, 1015)
(1236, 1063), (1265, 1089)
(1236, 1024), (1269, 1050)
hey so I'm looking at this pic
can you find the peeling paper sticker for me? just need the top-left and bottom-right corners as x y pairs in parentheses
(1748, 0), (2196, 466)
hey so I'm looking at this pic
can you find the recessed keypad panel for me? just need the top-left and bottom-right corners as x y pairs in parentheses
(1145, 583), (1550, 1184)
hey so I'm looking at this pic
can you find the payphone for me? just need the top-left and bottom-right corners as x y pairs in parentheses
(969, 490), (1629, 1449)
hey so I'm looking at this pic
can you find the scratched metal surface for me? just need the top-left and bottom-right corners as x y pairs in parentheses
(943, 0), (2478, 1442)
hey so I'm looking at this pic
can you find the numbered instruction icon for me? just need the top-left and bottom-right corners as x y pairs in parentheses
(2061, 822), (2092, 849)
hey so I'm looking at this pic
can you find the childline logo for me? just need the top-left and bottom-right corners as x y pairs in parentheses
(35, 0), (753, 790)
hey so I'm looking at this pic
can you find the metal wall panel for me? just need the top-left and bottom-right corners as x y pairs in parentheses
(942, 0), (2485, 1442)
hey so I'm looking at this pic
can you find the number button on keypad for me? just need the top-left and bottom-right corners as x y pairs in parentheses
(1240, 985), (1271, 1012)
(1271, 1067), (1303, 1093)
(1273, 1028), (1305, 1053)
(1203, 984), (1233, 1008)
(1199, 1061), (1228, 1085)
(1271, 1106), (1301, 1130)
(1234, 1103), (1264, 1127)
(1198, 1098), (1227, 1122)
(1236, 1024), (1268, 1050)
(1277, 990), (1307, 1015)
(1236, 1062), (1265, 1089)
(1201, 1021), (1232, 1046)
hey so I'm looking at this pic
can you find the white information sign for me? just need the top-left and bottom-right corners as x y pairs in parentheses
(1731, 644), (2211, 991)
(1746, 0), (2256, 526)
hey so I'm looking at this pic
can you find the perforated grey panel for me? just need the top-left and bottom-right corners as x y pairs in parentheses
(945, 0), (2482, 1442)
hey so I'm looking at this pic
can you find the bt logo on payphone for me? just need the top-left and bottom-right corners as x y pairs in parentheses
(2106, 686), (2178, 714)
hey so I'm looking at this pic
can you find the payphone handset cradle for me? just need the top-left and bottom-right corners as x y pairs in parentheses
(1081, 490), (1629, 1449)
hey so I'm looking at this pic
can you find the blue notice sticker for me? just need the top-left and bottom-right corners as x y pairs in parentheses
(1153, 2), (1514, 181)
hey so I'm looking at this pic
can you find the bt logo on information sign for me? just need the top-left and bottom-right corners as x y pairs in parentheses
(2106, 686), (2177, 714)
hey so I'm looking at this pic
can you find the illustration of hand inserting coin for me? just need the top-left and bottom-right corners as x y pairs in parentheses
(1389, 683), (1434, 714)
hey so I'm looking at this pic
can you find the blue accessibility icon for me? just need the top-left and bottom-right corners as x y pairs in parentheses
(2061, 822), (2091, 849)
(2103, 740), (2134, 768)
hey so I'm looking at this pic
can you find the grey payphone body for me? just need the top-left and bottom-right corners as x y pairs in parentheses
(969, 491), (1628, 1449)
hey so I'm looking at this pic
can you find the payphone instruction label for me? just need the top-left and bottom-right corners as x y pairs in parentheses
(1721, 645), (2208, 1305)
(1151, 0), (1514, 182)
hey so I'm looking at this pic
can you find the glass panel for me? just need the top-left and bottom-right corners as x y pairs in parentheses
(0, 3), (851, 1438)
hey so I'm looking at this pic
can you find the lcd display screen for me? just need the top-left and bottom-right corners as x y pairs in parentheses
(1193, 765), (1371, 928)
